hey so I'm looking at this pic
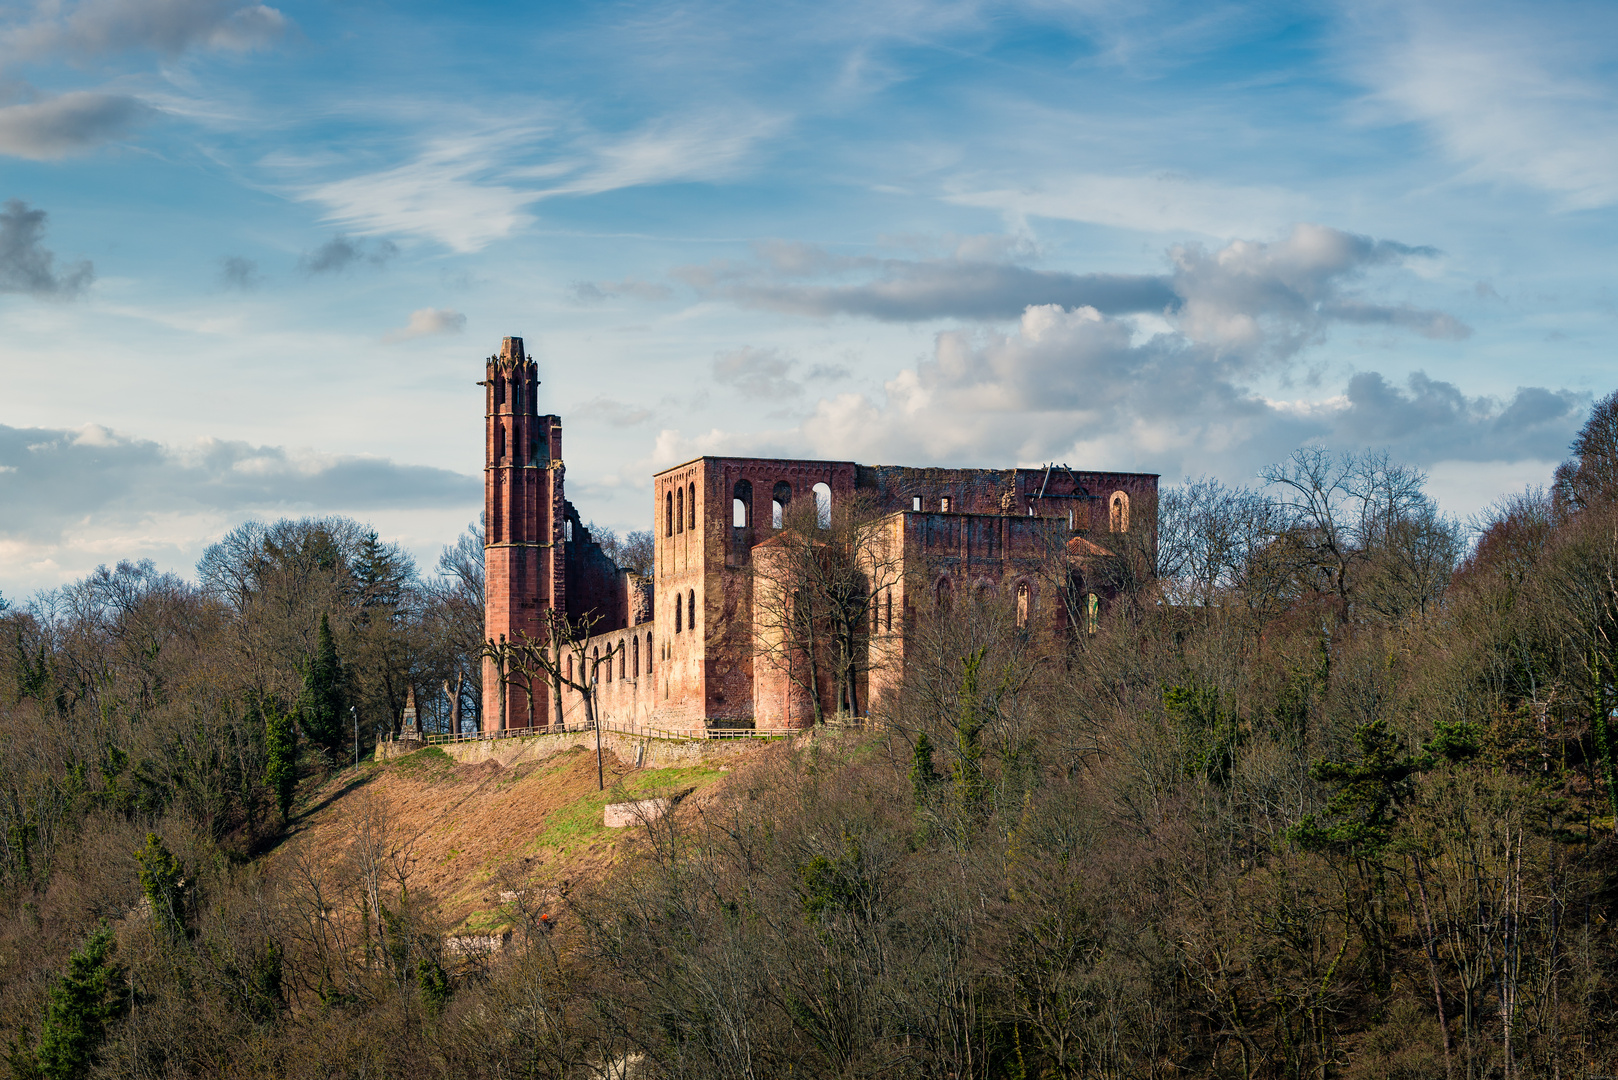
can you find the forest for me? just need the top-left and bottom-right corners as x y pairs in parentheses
(4, 393), (1618, 1078)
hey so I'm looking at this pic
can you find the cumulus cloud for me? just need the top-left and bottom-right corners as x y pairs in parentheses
(0, 422), (476, 546)
(299, 234), (398, 274)
(732, 303), (1578, 482)
(0, 199), (92, 298)
(675, 224), (1462, 355)
(383, 307), (466, 342)
(216, 255), (258, 290)
(0, 91), (150, 159)
(1166, 224), (1466, 361)
(2, 0), (288, 61)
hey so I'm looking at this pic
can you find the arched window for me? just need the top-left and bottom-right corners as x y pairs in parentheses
(733, 479), (752, 527)
(1109, 492), (1129, 533)
(1086, 592), (1100, 634)
(676, 488), (684, 534)
(592, 646), (600, 681)
(813, 482), (831, 528)
(936, 577), (952, 611)
(495, 376), (506, 404)
(566, 655), (573, 684)
(605, 645), (612, 682)
(884, 590), (892, 632)
(496, 425), (506, 459)
(666, 491), (674, 537)
(689, 482), (697, 530)
(619, 643), (625, 680)
(688, 589), (697, 632)
(564, 519), (573, 542)
(633, 635), (640, 676)
(772, 481), (792, 529)
(675, 598), (682, 633)
(646, 633), (653, 672)
(1016, 582), (1030, 628)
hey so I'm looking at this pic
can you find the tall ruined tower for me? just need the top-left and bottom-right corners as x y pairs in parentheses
(482, 336), (565, 731)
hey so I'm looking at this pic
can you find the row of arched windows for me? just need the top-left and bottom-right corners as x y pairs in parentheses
(673, 589), (697, 634)
(729, 479), (835, 531)
(567, 631), (657, 688)
(665, 481), (699, 537)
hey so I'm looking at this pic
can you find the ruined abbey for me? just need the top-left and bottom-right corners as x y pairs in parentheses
(480, 336), (1157, 735)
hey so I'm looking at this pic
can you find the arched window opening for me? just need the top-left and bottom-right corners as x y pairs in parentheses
(1109, 491), (1129, 533)
(592, 646), (601, 681)
(666, 491), (674, 537)
(1086, 592), (1100, 634)
(605, 646), (612, 682)
(495, 377), (506, 404)
(936, 577), (953, 611)
(633, 635), (640, 677)
(772, 481), (792, 529)
(733, 479), (752, 527)
(564, 519), (573, 542)
(1068, 508), (1075, 530)
(496, 425), (506, 460)
(884, 590), (892, 632)
(1016, 583), (1031, 628)
(676, 488), (684, 534)
(813, 482), (832, 528)
(619, 643), (625, 680)
(688, 590), (697, 633)
(675, 599), (682, 633)
(646, 633), (654, 672)
(566, 655), (573, 684)
(870, 595), (879, 632)
(689, 482), (697, 530)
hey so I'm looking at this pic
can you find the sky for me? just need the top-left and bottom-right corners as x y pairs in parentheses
(2, 0), (1615, 598)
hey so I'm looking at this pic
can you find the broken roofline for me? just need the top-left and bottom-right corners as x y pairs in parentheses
(651, 454), (1160, 481)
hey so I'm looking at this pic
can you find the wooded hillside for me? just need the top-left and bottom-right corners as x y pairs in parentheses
(6, 395), (1618, 1078)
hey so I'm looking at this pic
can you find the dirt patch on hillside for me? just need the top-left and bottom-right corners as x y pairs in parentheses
(282, 741), (740, 931)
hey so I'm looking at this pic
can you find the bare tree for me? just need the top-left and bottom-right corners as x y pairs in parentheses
(750, 494), (905, 724)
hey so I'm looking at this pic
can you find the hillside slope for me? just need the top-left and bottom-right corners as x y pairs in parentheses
(281, 737), (755, 932)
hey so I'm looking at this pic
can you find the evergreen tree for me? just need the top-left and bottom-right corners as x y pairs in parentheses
(135, 833), (186, 941)
(298, 612), (347, 752)
(909, 732), (939, 806)
(35, 924), (127, 1079)
(263, 699), (298, 824)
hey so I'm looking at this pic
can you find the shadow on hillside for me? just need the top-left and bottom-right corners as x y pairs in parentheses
(250, 765), (382, 857)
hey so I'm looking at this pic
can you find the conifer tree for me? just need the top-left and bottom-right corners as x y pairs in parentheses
(298, 612), (347, 752)
(262, 699), (298, 824)
(135, 833), (186, 941)
(35, 924), (127, 1079)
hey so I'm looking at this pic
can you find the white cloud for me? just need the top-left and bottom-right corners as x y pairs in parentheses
(294, 113), (784, 253)
(0, 91), (151, 159)
(383, 307), (466, 343)
(948, 172), (1314, 237)
(1348, 1), (1618, 208)
(2, 0), (288, 61)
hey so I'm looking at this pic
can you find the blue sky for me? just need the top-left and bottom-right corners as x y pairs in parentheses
(2, 0), (1615, 595)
